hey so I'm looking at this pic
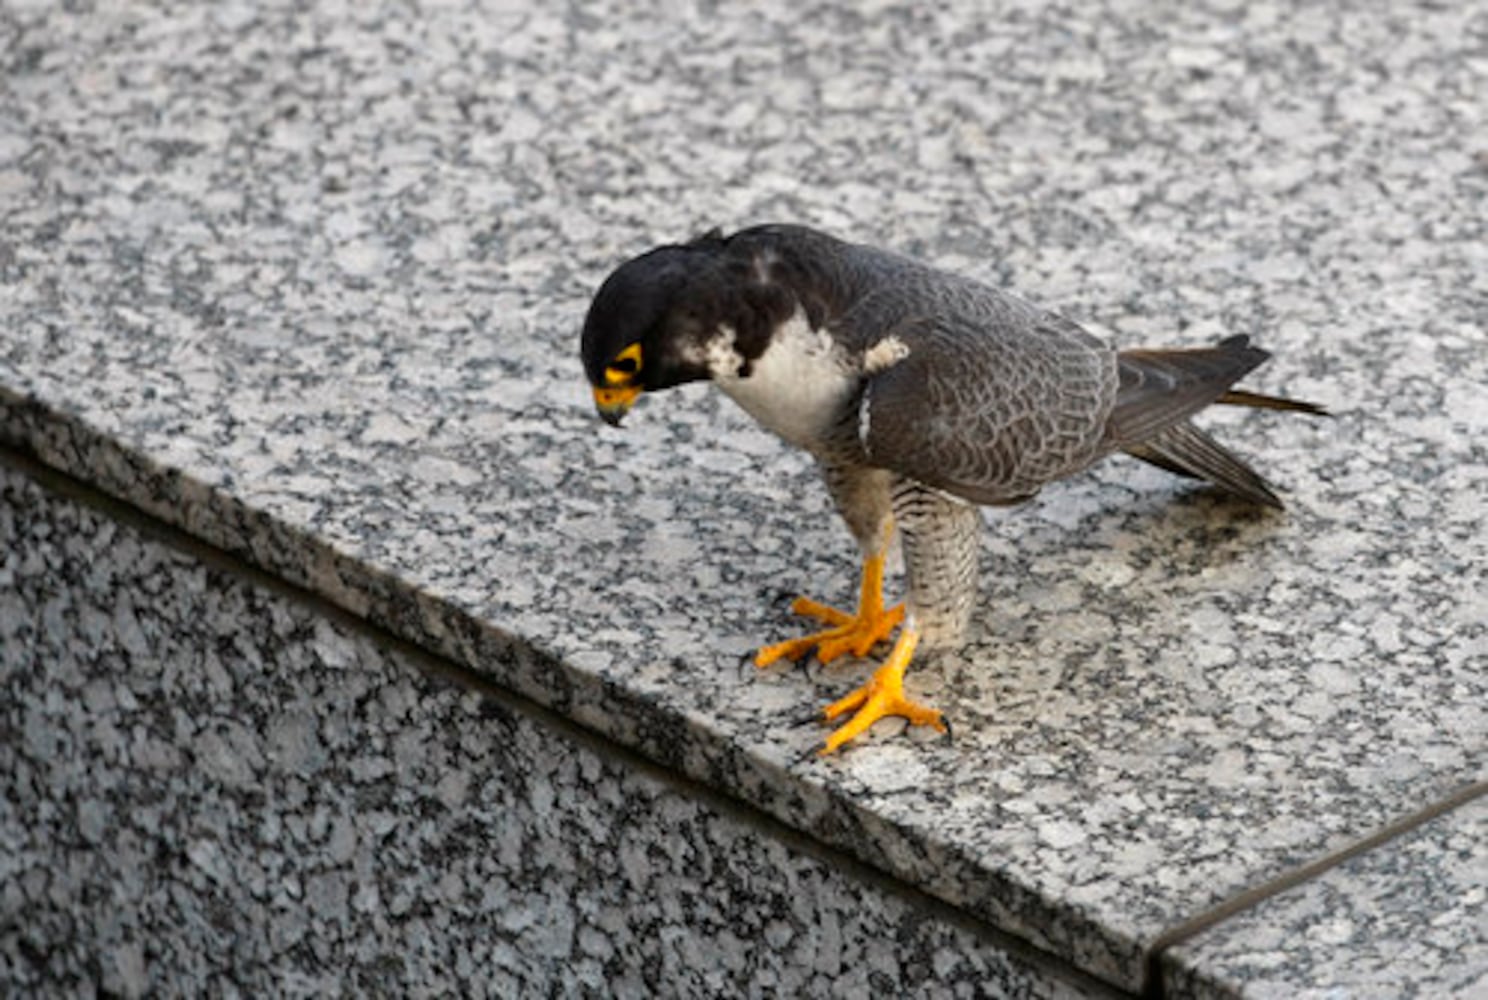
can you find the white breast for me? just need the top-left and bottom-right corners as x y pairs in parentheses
(710, 311), (856, 451)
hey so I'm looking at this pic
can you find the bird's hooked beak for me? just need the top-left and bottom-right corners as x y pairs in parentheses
(592, 384), (641, 427)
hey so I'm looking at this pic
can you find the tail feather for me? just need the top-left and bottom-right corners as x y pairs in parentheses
(1216, 389), (1329, 416)
(1107, 335), (1326, 509)
(1107, 336), (1272, 445)
(1124, 421), (1284, 509)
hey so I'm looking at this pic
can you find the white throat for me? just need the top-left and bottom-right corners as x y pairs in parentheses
(704, 311), (856, 451)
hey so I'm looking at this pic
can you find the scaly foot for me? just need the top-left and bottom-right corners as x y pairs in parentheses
(754, 551), (903, 667)
(819, 626), (946, 754)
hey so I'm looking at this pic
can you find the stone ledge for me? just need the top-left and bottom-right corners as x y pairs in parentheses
(3, 0), (1485, 994)
(1, 459), (1113, 998)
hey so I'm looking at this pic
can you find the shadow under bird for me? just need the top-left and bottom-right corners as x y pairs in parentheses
(580, 224), (1325, 755)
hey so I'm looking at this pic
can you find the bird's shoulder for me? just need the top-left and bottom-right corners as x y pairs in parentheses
(704, 225), (1114, 376)
(832, 260), (1110, 368)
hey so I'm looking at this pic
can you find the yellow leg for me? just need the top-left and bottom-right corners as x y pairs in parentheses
(818, 626), (945, 755)
(754, 549), (904, 667)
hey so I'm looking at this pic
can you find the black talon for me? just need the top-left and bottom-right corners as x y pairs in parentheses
(793, 742), (826, 765)
(941, 716), (955, 742)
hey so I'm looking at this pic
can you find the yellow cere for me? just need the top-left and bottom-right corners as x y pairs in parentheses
(593, 384), (641, 408)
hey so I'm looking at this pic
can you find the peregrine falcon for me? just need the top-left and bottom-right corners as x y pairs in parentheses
(580, 224), (1324, 754)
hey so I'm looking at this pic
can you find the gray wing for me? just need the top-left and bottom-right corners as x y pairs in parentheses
(852, 288), (1119, 506)
(1104, 335), (1291, 508)
(1103, 335), (1270, 445)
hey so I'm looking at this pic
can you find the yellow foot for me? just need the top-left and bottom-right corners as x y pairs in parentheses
(818, 627), (946, 755)
(754, 593), (904, 667)
(753, 547), (902, 667)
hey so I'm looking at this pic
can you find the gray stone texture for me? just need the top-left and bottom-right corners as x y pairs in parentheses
(2, 0), (1485, 995)
(1166, 795), (1488, 999)
(0, 463), (1107, 998)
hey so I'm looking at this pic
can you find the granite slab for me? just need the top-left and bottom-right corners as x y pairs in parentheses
(1163, 792), (1488, 999)
(0, 459), (1113, 998)
(2, 0), (1486, 992)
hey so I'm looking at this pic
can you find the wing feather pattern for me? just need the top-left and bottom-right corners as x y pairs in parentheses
(827, 243), (1323, 509)
(857, 308), (1117, 505)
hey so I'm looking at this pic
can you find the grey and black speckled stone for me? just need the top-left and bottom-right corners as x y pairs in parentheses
(1163, 794), (1488, 999)
(1, 0), (1485, 994)
(0, 463), (1110, 999)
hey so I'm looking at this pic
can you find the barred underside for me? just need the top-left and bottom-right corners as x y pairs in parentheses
(891, 478), (982, 648)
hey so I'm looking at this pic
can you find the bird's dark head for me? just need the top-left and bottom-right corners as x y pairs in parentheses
(580, 238), (725, 427)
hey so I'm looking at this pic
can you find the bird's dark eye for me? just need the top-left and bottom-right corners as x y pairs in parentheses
(603, 343), (643, 385)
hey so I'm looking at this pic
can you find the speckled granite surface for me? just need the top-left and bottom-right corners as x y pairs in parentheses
(2, 0), (1486, 993)
(0, 462), (1111, 998)
(1165, 793), (1488, 999)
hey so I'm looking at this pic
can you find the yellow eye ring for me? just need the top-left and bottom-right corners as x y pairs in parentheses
(603, 343), (644, 385)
